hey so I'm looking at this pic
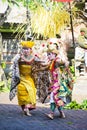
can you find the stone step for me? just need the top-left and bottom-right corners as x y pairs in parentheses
(72, 76), (87, 104)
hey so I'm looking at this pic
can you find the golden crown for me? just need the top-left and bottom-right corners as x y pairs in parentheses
(21, 41), (34, 48)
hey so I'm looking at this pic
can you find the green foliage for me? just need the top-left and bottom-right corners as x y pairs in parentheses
(1, 61), (6, 69)
(0, 81), (7, 92)
(0, 79), (11, 92)
(81, 100), (87, 110)
(0, 81), (5, 88)
(64, 100), (87, 110)
(2, 0), (7, 2)
(69, 66), (75, 81)
(70, 66), (75, 75)
(67, 122), (73, 125)
(75, 1), (85, 11)
(64, 101), (81, 110)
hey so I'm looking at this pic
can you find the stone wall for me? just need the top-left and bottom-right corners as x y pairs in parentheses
(2, 38), (20, 77)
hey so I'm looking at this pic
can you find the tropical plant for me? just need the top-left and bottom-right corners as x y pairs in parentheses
(64, 100), (87, 110)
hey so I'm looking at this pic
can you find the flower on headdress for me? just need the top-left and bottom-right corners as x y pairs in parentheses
(50, 42), (52, 44)
(42, 44), (45, 47)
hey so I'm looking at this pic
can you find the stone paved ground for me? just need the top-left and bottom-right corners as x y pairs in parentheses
(0, 92), (87, 130)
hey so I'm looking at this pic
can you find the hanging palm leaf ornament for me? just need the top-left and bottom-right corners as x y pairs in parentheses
(31, 0), (71, 38)
(51, 0), (75, 47)
(14, 0), (73, 39)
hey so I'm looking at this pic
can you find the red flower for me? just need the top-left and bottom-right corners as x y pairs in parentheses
(42, 44), (45, 47)
(50, 42), (53, 44)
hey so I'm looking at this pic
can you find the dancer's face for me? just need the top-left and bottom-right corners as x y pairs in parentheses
(22, 48), (32, 55)
(47, 52), (57, 60)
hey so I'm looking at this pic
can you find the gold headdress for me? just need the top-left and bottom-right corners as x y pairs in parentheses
(21, 41), (34, 48)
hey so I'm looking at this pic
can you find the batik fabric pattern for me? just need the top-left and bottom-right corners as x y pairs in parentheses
(9, 54), (20, 101)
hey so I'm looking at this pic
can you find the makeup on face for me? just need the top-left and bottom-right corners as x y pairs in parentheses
(22, 48), (32, 55)
(48, 52), (57, 61)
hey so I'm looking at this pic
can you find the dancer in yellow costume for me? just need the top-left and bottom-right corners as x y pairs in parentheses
(9, 41), (37, 116)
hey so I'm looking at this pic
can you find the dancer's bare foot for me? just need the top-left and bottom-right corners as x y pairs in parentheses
(45, 113), (54, 120)
(59, 111), (65, 118)
(23, 108), (32, 116)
